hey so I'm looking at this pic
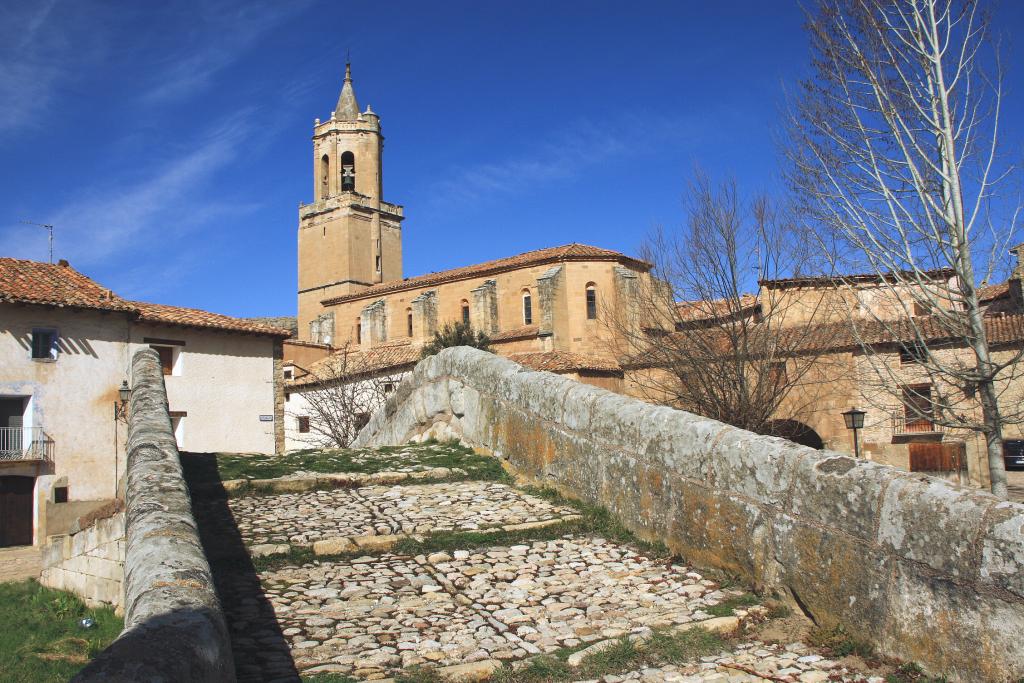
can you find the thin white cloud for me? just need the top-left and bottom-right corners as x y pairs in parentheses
(139, 0), (312, 105)
(425, 114), (699, 208)
(0, 111), (257, 268)
(0, 0), (68, 132)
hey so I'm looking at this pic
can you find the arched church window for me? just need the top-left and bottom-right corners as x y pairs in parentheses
(320, 154), (330, 199)
(522, 290), (533, 325)
(586, 283), (597, 320)
(461, 300), (470, 325)
(407, 308), (413, 337)
(356, 319), (362, 345)
(341, 151), (356, 192)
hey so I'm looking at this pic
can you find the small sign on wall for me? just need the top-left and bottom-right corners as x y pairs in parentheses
(259, 415), (274, 422)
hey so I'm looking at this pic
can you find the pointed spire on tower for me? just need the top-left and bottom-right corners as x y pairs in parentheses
(334, 61), (361, 120)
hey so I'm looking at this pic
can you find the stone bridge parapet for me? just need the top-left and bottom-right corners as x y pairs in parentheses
(354, 346), (1024, 682)
(73, 348), (234, 682)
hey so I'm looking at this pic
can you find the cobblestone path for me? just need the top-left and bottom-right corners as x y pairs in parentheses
(570, 641), (885, 682)
(188, 446), (889, 683)
(224, 482), (578, 546)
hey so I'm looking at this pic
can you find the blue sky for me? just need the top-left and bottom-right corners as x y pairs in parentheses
(2, 1), (1023, 317)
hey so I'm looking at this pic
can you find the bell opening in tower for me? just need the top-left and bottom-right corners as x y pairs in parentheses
(341, 151), (355, 192)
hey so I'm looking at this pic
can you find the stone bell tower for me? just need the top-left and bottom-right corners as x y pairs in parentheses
(297, 62), (405, 343)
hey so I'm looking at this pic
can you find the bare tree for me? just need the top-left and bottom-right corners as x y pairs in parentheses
(616, 172), (842, 440)
(288, 344), (398, 448)
(786, 0), (1022, 497)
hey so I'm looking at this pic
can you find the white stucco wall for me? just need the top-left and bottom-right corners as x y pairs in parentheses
(284, 369), (408, 451)
(1, 303), (281, 545)
(129, 326), (277, 455)
(0, 306), (132, 504)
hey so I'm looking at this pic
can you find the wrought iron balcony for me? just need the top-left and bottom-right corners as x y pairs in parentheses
(0, 428), (54, 462)
(891, 415), (943, 435)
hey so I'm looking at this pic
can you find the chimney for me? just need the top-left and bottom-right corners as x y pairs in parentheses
(1009, 244), (1024, 311)
(57, 259), (69, 267)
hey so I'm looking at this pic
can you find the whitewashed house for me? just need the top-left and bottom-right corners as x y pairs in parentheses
(0, 258), (290, 547)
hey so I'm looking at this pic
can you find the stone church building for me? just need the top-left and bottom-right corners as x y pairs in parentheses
(291, 64), (641, 388)
(284, 64), (1024, 493)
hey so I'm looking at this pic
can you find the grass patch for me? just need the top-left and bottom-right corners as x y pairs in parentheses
(248, 545), (318, 572)
(706, 592), (759, 617)
(0, 579), (122, 683)
(245, 485), (672, 571)
(491, 626), (731, 682)
(884, 663), (949, 683)
(395, 666), (445, 682)
(517, 487), (671, 558)
(807, 624), (876, 659)
(211, 440), (508, 483)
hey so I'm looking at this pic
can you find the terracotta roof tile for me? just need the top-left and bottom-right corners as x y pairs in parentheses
(509, 350), (622, 374)
(1, 257), (291, 337)
(288, 340), (421, 387)
(978, 282), (1011, 302)
(490, 324), (539, 342)
(0, 258), (134, 312)
(132, 301), (293, 337)
(760, 268), (955, 290)
(321, 243), (649, 306)
(626, 313), (1024, 368)
(244, 316), (297, 336)
(676, 294), (760, 322)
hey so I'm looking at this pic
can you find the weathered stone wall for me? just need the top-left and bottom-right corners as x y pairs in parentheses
(40, 509), (125, 611)
(354, 347), (1024, 682)
(74, 348), (234, 682)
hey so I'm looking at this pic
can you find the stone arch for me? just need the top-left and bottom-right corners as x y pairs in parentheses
(340, 150), (356, 191)
(766, 419), (824, 449)
(319, 154), (330, 199)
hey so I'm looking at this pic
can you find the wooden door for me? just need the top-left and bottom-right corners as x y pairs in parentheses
(909, 442), (966, 472)
(0, 476), (34, 546)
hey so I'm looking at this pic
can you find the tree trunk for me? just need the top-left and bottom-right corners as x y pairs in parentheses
(978, 378), (1008, 499)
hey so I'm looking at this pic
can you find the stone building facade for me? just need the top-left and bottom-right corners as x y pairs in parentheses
(293, 64), (646, 388)
(624, 269), (1024, 489)
(288, 63), (1024, 491)
(0, 258), (289, 547)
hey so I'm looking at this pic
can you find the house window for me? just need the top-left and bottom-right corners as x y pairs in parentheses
(298, 416), (311, 433)
(31, 328), (57, 360)
(54, 486), (68, 504)
(356, 320), (362, 344)
(899, 342), (927, 365)
(461, 300), (470, 325)
(152, 346), (175, 376)
(522, 291), (533, 325)
(384, 382), (395, 394)
(283, 368), (293, 380)
(903, 384), (934, 431)
(586, 283), (597, 320)
(407, 309), (413, 337)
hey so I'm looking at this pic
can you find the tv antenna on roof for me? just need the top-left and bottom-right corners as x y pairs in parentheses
(21, 220), (54, 263)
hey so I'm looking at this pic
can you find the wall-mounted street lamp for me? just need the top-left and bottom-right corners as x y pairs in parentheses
(114, 380), (132, 421)
(842, 407), (866, 459)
